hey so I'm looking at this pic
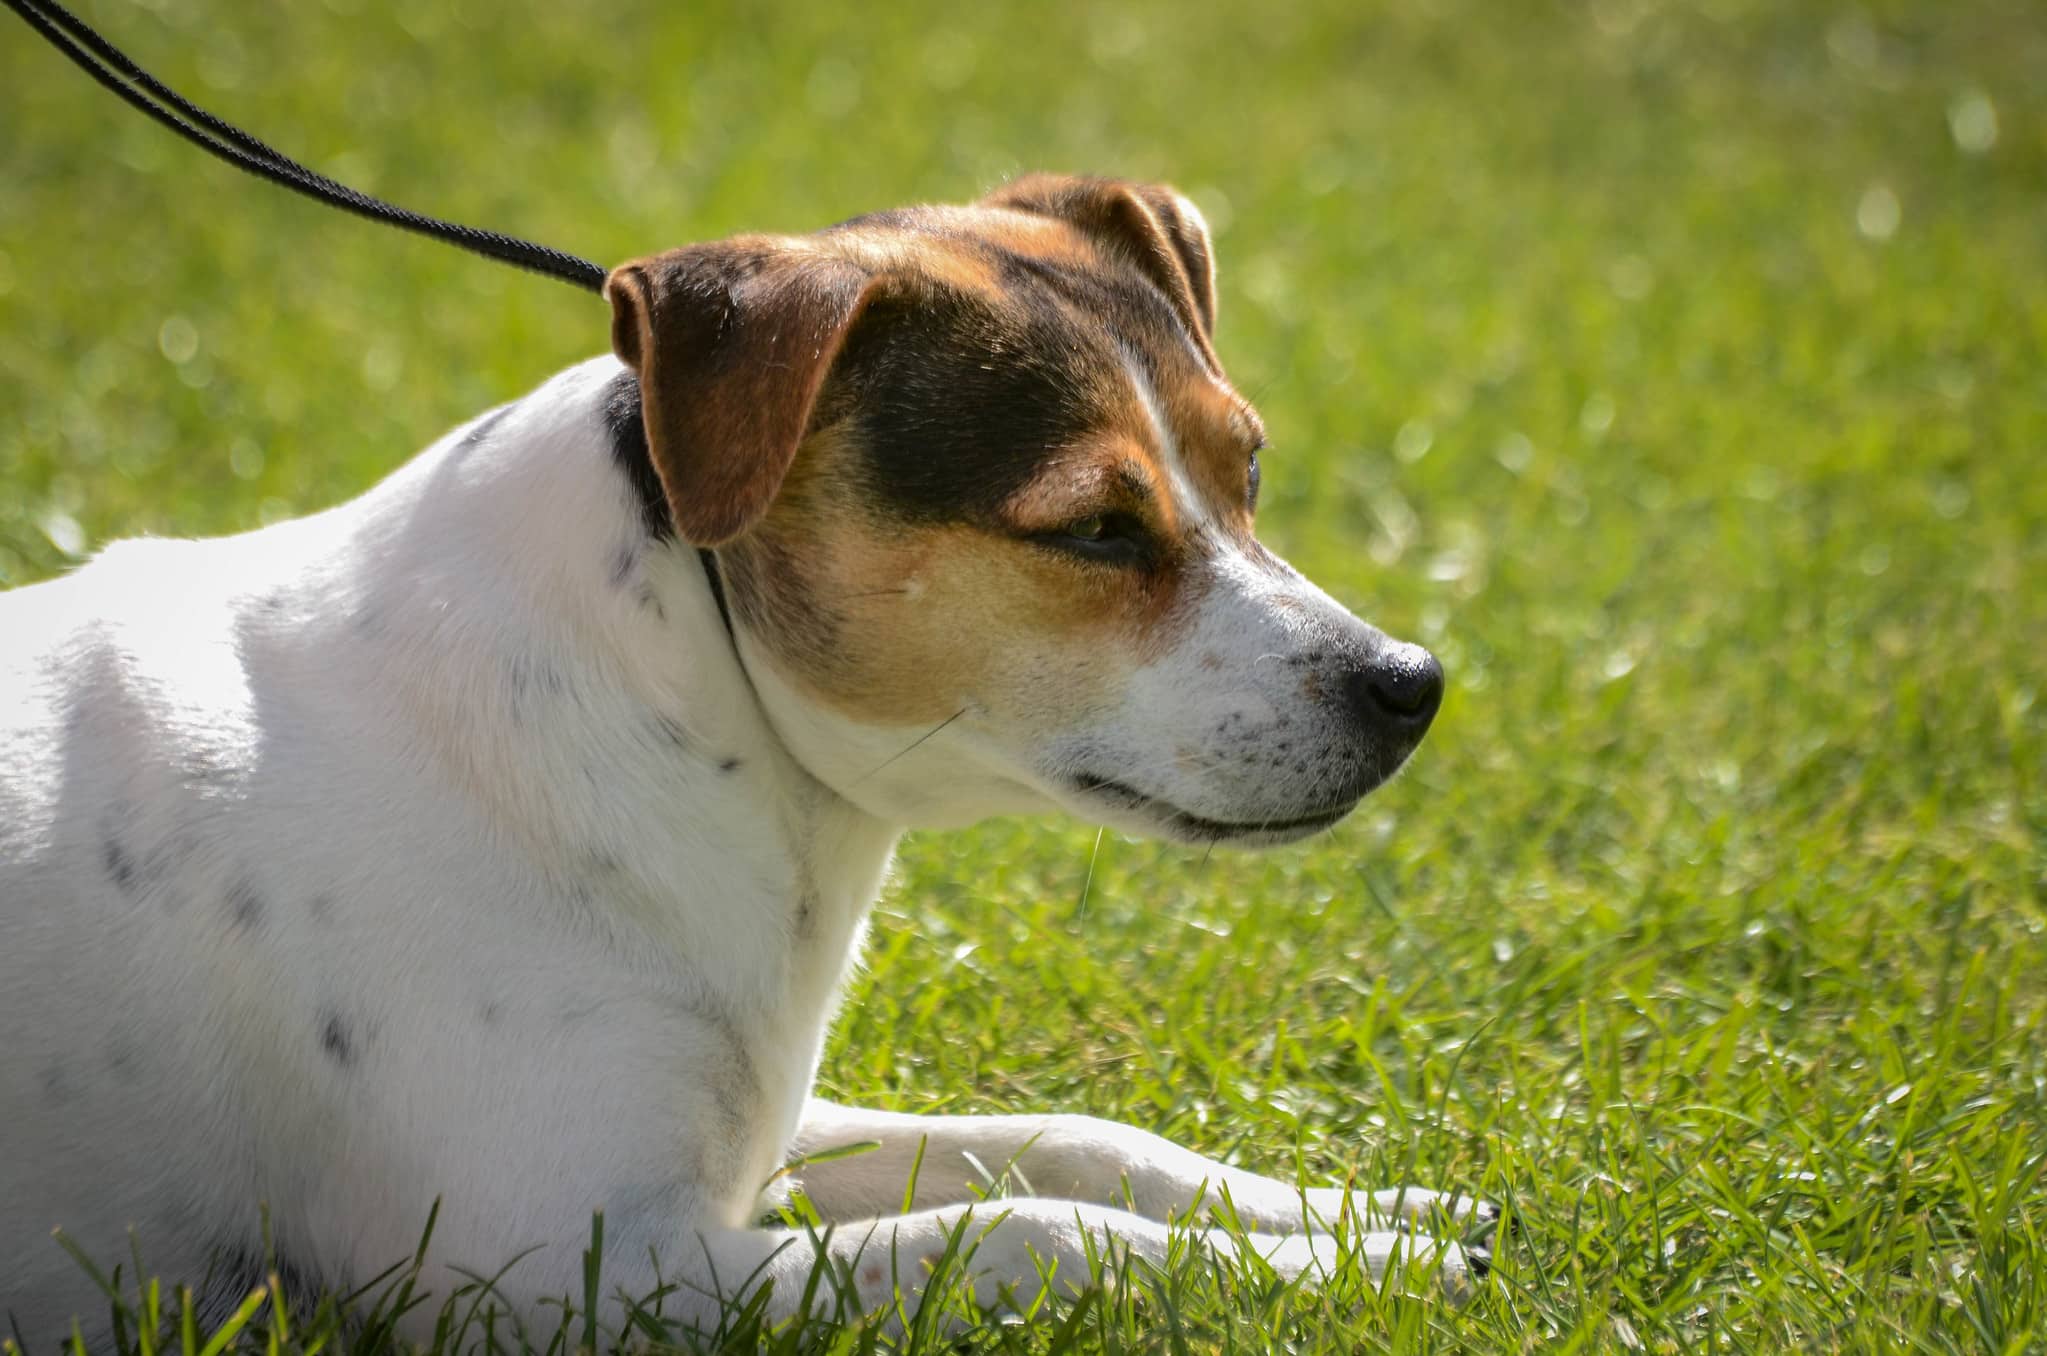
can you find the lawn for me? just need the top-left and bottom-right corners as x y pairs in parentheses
(3, 0), (2044, 1351)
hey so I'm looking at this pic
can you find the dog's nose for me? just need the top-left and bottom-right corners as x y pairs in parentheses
(1349, 642), (1444, 731)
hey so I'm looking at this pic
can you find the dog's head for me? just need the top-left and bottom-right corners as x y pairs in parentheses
(606, 175), (1441, 845)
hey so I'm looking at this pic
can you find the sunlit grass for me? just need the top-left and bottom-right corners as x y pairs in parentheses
(3, 0), (2043, 1350)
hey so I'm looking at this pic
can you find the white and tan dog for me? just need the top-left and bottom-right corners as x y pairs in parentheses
(0, 176), (1482, 1344)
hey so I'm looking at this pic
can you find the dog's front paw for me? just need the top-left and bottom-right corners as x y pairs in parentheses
(1305, 1185), (1504, 1239)
(1257, 1229), (1485, 1298)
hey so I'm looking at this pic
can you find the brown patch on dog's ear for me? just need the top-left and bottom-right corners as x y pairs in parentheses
(985, 174), (1220, 360)
(605, 240), (878, 546)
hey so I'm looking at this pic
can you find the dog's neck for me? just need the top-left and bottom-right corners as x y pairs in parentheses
(298, 357), (898, 1112)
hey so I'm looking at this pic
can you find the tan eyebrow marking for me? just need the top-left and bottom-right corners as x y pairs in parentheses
(1235, 403), (1268, 450)
(996, 450), (1170, 535)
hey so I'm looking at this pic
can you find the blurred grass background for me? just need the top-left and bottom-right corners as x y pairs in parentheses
(3, 0), (2044, 1348)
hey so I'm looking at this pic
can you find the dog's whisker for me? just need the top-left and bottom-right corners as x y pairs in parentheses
(1075, 827), (1105, 922)
(846, 707), (968, 788)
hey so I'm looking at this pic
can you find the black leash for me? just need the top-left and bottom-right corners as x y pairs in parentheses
(5, 0), (745, 636)
(4, 0), (609, 294)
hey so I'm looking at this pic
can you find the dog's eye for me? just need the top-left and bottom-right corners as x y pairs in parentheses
(1247, 450), (1262, 511)
(1035, 512), (1151, 565)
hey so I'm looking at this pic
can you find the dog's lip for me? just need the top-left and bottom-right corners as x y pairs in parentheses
(1067, 772), (1356, 842)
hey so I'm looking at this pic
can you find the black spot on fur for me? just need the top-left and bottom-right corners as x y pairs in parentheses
(652, 715), (694, 753)
(102, 834), (136, 894)
(478, 999), (503, 1026)
(506, 656), (567, 722)
(318, 1012), (356, 1068)
(507, 655), (565, 699)
(604, 371), (671, 539)
(558, 998), (603, 1025)
(718, 756), (742, 773)
(793, 892), (817, 939)
(609, 542), (639, 588)
(228, 878), (265, 930)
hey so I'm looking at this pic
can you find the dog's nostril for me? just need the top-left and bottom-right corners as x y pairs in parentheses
(1359, 645), (1444, 726)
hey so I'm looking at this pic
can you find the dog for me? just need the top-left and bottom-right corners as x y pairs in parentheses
(0, 175), (1485, 1344)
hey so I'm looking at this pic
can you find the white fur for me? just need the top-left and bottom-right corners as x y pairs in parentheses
(1119, 344), (1214, 535)
(0, 357), (1479, 1344)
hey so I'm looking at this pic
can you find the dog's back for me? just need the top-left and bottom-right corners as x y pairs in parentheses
(1, 533), (293, 1326)
(0, 475), (539, 1332)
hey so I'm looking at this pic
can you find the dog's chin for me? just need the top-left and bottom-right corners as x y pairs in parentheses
(1062, 773), (1362, 847)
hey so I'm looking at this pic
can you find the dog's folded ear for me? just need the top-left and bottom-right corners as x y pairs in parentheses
(983, 174), (1219, 360)
(605, 241), (878, 546)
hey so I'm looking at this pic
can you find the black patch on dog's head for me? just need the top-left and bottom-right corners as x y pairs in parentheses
(823, 274), (1120, 526)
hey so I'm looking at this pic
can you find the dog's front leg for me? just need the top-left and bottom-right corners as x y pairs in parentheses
(789, 1100), (1497, 1240)
(640, 1200), (1466, 1335)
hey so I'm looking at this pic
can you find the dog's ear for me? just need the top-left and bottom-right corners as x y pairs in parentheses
(984, 174), (1219, 354)
(605, 241), (878, 546)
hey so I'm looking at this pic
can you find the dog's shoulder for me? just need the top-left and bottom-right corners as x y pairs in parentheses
(0, 520), (335, 860)
(5, 532), (278, 712)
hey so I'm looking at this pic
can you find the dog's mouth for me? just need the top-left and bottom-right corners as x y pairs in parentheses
(1066, 773), (1357, 845)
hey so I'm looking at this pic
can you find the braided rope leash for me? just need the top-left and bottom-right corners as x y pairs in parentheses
(5, 0), (609, 294)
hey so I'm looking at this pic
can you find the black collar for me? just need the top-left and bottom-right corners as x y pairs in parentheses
(697, 547), (735, 640)
(603, 371), (737, 644)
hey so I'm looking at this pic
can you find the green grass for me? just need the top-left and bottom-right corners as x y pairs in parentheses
(4, 0), (2045, 1350)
